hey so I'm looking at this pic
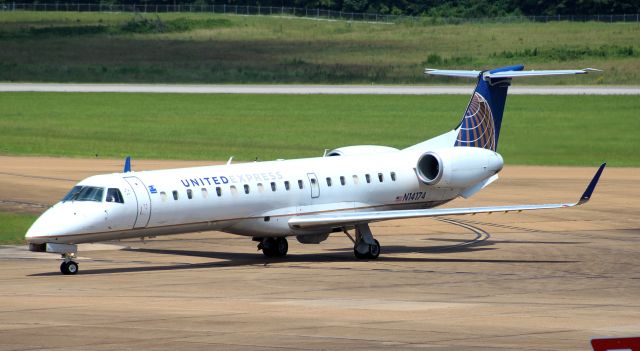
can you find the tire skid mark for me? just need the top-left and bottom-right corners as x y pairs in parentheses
(429, 217), (491, 251)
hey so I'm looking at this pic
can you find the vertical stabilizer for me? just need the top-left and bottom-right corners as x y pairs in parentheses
(454, 65), (523, 151)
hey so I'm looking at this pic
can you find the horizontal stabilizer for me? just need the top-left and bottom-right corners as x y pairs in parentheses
(289, 163), (605, 230)
(425, 68), (600, 79)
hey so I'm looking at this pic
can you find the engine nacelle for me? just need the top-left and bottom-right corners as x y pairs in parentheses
(326, 145), (399, 157)
(416, 147), (503, 188)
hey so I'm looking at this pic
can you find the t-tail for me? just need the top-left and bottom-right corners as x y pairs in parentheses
(425, 65), (600, 152)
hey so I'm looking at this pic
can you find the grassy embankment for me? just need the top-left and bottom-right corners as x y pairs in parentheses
(0, 11), (639, 84)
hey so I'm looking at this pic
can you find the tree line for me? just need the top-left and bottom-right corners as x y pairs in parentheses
(4, 0), (639, 17)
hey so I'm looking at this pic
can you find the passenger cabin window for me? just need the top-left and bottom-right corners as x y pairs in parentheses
(257, 183), (264, 193)
(216, 187), (222, 197)
(378, 173), (384, 182)
(365, 174), (371, 183)
(106, 188), (124, 203)
(298, 180), (304, 189)
(353, 175), (359, 185)
(172, 190), (179, 200)
(230, 185), (238, 195)
(187, 189), (193, 199)
(391, 172), (397, 181)
(326, 177), (332, 187)
(244, 184), (250, 194)
(201, 188), (208, 198)
(340, 176), (346, 186)
(270, 182), (277, 192)
(160, 191), (167, 202)
(284, 181), (290, 191)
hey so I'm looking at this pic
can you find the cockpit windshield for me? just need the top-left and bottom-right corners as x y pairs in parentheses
(62, 186), (82, 202)
(61, 186), (104, 202)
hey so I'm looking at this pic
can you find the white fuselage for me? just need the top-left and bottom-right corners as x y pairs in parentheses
(25, 142), (504, 246)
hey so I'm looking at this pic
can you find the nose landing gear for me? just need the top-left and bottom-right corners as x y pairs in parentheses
(60, 253), (79, 275)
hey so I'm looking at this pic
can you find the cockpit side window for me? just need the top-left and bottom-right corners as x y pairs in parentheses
(74, 186), (105, 202)
(62, 186), (83, 202)
(106, 188), (124, 203)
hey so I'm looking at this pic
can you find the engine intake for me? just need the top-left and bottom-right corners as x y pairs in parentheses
(416, 152), (443, 185)
(415, 148), (503, 188)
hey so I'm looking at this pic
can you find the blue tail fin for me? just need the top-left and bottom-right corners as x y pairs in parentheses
(454, 65), (524, 151)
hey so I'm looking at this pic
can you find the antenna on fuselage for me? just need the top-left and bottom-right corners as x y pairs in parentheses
(227, 156), (233, 165)
(123, 156), (132, 173)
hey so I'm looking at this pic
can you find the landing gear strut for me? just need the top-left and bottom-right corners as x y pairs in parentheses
(60, 253), (79, 275)
(257, 237), (288, 258)
(351, 224), (380, 260)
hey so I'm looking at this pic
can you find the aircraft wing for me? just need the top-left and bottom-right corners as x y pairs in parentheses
(289, 163), (605, 230)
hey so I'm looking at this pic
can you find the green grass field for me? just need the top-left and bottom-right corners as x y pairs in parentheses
(0, 11), (638, 84)
(0, 92), (637, 166)
(0, 212), (38, 244)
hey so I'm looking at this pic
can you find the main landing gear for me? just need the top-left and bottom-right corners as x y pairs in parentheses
(349, 223), (381, 260)
(60, 253), (79, 275)
(256, 237), (289, 258)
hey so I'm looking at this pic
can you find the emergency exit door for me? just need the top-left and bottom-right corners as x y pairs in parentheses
(307, 173), (320, 198)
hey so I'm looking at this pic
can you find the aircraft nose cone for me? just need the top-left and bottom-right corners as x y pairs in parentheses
(24, 205), (68, 244)
(25, 211), (52, 243)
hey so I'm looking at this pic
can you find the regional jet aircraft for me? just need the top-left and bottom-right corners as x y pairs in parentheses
(26, 65), (605, 275)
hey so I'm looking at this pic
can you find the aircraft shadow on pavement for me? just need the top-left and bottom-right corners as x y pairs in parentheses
(29, 244), (578, 276)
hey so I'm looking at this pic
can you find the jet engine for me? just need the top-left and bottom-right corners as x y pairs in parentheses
(325, 145), (399, 157)
(416, 147), (503, 188)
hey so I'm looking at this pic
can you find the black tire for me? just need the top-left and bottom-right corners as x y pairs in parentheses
(60, 261), (69, 274)
(275, 237), (288, 257)
(368, 239), (380, 259)
(60, 261), (79, 275)
(261, 238), (276, 258)
(67, 261), (79, 275)
(354, 245), (367, 259)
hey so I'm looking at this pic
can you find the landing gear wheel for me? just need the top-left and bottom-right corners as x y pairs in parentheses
(260, 237), (288, 258)
(354, 239), (380, 260)
(368, 239), (380, 259)
(275, 237), (288, 257)
(60, 261), (79, 275)
(352, 223), (381, 260)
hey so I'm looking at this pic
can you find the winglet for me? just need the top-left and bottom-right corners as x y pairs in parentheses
(123, 156), (131, 173)
(577, 163), (606, 205)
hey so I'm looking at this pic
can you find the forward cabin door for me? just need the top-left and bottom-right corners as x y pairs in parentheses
(307, 173), (320, 199)
(124, 176), (152, 229)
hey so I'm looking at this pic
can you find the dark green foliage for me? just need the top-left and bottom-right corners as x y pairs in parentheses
(2, 0), (636, 17)
(120, 15), (231, 34)
(0, 25), (108, 38)
(0, 15), (232, 39)
(492, 45), (637, 61)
